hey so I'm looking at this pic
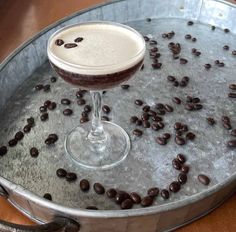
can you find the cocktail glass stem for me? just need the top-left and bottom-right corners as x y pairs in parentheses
(87, 91), (107, 151)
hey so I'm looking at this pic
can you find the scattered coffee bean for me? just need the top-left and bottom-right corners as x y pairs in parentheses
(230, 129), (236, 137)
(164, 104), (173, 112)
(15, 131), (24, 141)
(50, 76), (57, 83)
(30, 147), (39, 158)
(179, 80), (187, 87)
(228, 92), (236, 98)
(192, 97), (200, 103)
(175, 136), (186, 145)
(156, 137), (167, 145)
(174, 122), (182, 130)
(157, 121), (165, 129)
(142, 105), (150, 113)
(211, 25), (216, 30)
(141, 196), (153, 207)
(227, 140), (236, 148)
(224, 28), (230, 33)
(180, 58), (188, 64)
(101, 116), (110, 121)
(186, 132), (196, 141)
(195, 51), (201, 56)
(152, 115), (162, 122)
(185, 103), (194, 111)
(167, 75), (176, 82)
(172, 159), (182, 170)
(93, 183), (105, 195)
(143, 120), (151, 128)
(187, 21), (194, 26)
(66, 172), (77, 182)
(82, 105), (91, 113)
(169, 181), (181, 193)
(0, 146), (7, 156)
(35, 84), (44, 91)
(152, 63), (162, 69)
(173, 80), (179, 87)
(39, 106), (47, 113)
(150, 47), (158, 52)
(48, 102), (56, 110)
(223, 45), (229, 50)
(177, 154), (186, 164)
(198, 174), (210, 185)
(232, 50), (236, 56)
(48, 134), (58, 142)
(156, 109), (166, 115)
(135, 119), (142, 126)
(135, 99), (143, 106)
(63, 109), (73, 116)
(43, 85), (50, 92)
(181, 165), (189, 174)
(133, 129), (143, 136)
(106, 188), (117, 198)
(172, 97), (181, 104)
(55, 39), (64, 46)
(194, 104), (203, 110)
(77, 98), (86, 105)
(155, 103), (164, 109)
(44, 100), (51, 108)
(229, 84), (236, 90)
(102, 105), (111, 114)
(141, 113), (149, 121)
(23, 124), (31, 133)
(149, 40), (157, 45)
(178, 173), (187, 184)
(115, 191), (130, 204)
(185, 34), (192, 40)
(204, 63), (211, 69)
(223, 121), (232, 130)
(160, 189), (169, 200)
(121, 84), (130, 90)
(61, 98), (71, 105)
(76, 91), (83, 98)
(45, 137), (56, 145)
(26, 117), (35, 126)
(121, 199), (133, 210)
(43, 193), (52, 201)
(147, 187), (159, 198)
(56, 168), (67, 178)
(181, 124), (188, 132)
(40, 113), (49, 121)
(130, 192), (141, 204)
(222, 116), (230, 123)
(80, 117), (89, 124)
(130, 116), (138, 123)
(192, 38), (197, 42)
(80, 179), (90, 192)
(86, 206), (98, 210)
(162, 133), (171, 140)
(64, 43), (78, 48)
(74, 37), (83, 42)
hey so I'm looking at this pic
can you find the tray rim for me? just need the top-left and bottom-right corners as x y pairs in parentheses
(0, 0), (236, 219)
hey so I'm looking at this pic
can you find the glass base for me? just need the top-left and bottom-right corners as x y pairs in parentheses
(65, 121), (130, 170)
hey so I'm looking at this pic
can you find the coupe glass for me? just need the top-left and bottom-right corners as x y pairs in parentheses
(47, 21), (145, 169)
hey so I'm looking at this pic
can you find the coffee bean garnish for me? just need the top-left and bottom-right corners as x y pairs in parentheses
(15, 131), (24, 141)
(162, 133), (171, 140)
(228, 93), (236, 98)
(185, 34), (191, 40)
(61, 98), (71, 105)
(64, 43), (78, 48)
(35, 84), (44, 91)
(180, 58), (188, 64)
(130, 116), (138, 123)
(172, 159), (182, 170)
(141, 196), (153, 207)
(149, 40), (157, 45)
(115, 191), (130, 204)
(23, 124), (31, 133)
(152, 63), (162, 69)
(211, 25), (216, 30)
(178, 173), (187, 184)
(39, 106), (47, 113)
(229, 84), (236, 90)
(43, 193), (52, 201)
(175, 136), (186, 145)
(192, 38), (197, 42)
(156, 137), (167, 145)
(121, 199), (133, 210)
(63, 109), (73, 116)
(136, 119), (142, 126)
(141, 113), (149, 121)
(80, 117), (89, 124)
(93, 183), (105, 195)
(173, 81), (179, 87)
(172, 97), (181, 105)
(147, 187), (159, 198)
(43, 85), (50, 92)
(152, 115), (162, 122)
(121, 84), (130, 90)
(101, 116), (110, 121)
(130, 192), (141, 204)
(232, 50), (236, 56)
(106, 188), (117, 199)
(224, 28), (230, 33)
(160, 189), (169, 200)
(223, 121), (232, 130)
(102, 105), (111, 114)
(45, 137), (56, 145)
(77, 98), (86, 105)
(56, 168), (67, 178)
(204, 63), (211, 69)
(164, 104), (173, 112)
(55, 39), (64, 46)
(80, 179), (90, 192)
(86, 206), (98, 210)
(198, 174), (210, 185)
(174, 122), (182, 130)
(227, 140), (236, 148)
(30, 147), (39, 158)
(186, 132), (196, 141)
(143, 120), (151, 128)
(181, 165), (189, 174)
(177, 154), (186, 164)
(48, 102), (56, 110)
(44, 100), (51, 108)
(40, 113), (49, 121)
(187, 21), (194, 26)
(0, 146), (7, 156)
(222, 116), (230, 123)
(48, 134), (58, 142)
(74, 37), (83, 43)
(223, 45), (229, 50)
(167, 75), (176, 82)
(133, 129), (143, 137)
(142, 105), (150, 113)
(50, 76), (57, 83)
(230, 129), (236, 137)
(66, 172), (77, 182)
(169, 181), (181, 193)
(26, 117), (35, 126)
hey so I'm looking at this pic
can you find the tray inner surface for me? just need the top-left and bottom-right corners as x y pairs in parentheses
(0, 18), (236, 210)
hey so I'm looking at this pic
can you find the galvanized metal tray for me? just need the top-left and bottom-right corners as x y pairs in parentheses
(0, 0), (236, 231)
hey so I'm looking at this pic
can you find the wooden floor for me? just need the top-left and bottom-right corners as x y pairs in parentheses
(0, 0), (236, 231)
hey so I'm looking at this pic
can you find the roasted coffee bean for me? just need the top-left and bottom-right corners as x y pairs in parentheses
(27, 117), (35, 126)
(187, 96), (193, 102)
(162, 33), (167, 38)
(66, 172), (77, 182)
(48, 102), (56, 110)
(76, 91), (83, 98)
(161, 189), (169, 200)
(204, 63), (211, 69)
(55, 39), (64, 46)
(15, 131), (24, 141)
(232, 50), (236, 56)
(141, 196), (153, 207)
(77, 98), (86, 105)
(133, 129), (143, 137)
(217, 62), (225, 67)
(64, 43), (78, 48)
(74, 37), (83, 42)
(162, 133), (171, 140)
(185, 34), (192, 40)
(115, 191), (130, 204)
(164, 104), (173, 112)
(48, 134), (58, 142)
(167, 75), (176, 82)
(179, 80), (187, 87)
(177, 154), (186, 164)
(223, 121), (232, 130)
(152, 115), (162, 122)
(155, 103), (164, 109)
(141, 113), (149, 121)
(149, 40), (157, 45)
(223, 45), (229, 50)
(172, 159), (182, 170)
(80, 179), (90, 192)
(61, 98), (71, 105)
(228, 92), (236, 98)
(192, 97), (200, 103)
(130, 192), (141, 204)
(198, 174), (210, 185)
(43, 85), (50, 92)
(172, 97), (181, 105)
(135, 99), (143, 106)
(30, 147), (39, 158)
(143, 120), (151, 128)
(169, 181), (181, 193)
(44, 100), (51, 108)
(227, 140), (236, 148)
(186, 132), (196, 140)
(175, 131), (183, 137)
(148, 110), (156, 117)
(156, 137), (167, 145)
(224, 28), (230, 33)
(147, 187), (159, 198)
(45, 137), (56, 145)
(222, 116), (230, 123)
(35, 84), (44, 91)
(56, 168), (67, 178)
(121, 84), (130, 90)
(23, 124), (31, 133)
(192, 48), (197, 53)
(194, 104), (203, 110)
(121, 199), (133, 210)
(150, 47), (158, 52)
(86, 206), (98, 210)
(230, 129), (236, 137)
(195, 51), (201, 56)
(63, 109), (73, 116)
(211, 25), (216, 30)
(185, 103), (194, 111)
(40, 113), (49, 121)
(152, 63), (162, 69)
(181, 124), (188, 132)
(178, 173), (187, 184)
(43, 193), (52, 201)
(93, 183), (105, 194)
(135, 119), (142, 126)
(175, 136), (186, 145)
(157, 121), (165, 129)
(102, 105), (111, 114)
(192, 38), (197, 42)
(8, 139), (17, 147)
(174, 122), (182, 130)
(142, 105), (150, 112)
(156, 109), (166, 116)
(101, 116), (110, 121)
(50, 76), (57, 83)
(130, 116), (138, 123)
(106, 188), (117, 198)
(229, 84), (236, 90)
(206, 117), (216, 126)
(182, 76), (189, 82)
(215, 60), (220, 65)
(180, 58), (188, 64)
(187, 21), (194, 26)
(173, 80), (179, 87)
(181, 165), (189, 174)
(0, 146), (7, 156)
(39, 106), (47, 113)
(80, 117), (89, 124)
